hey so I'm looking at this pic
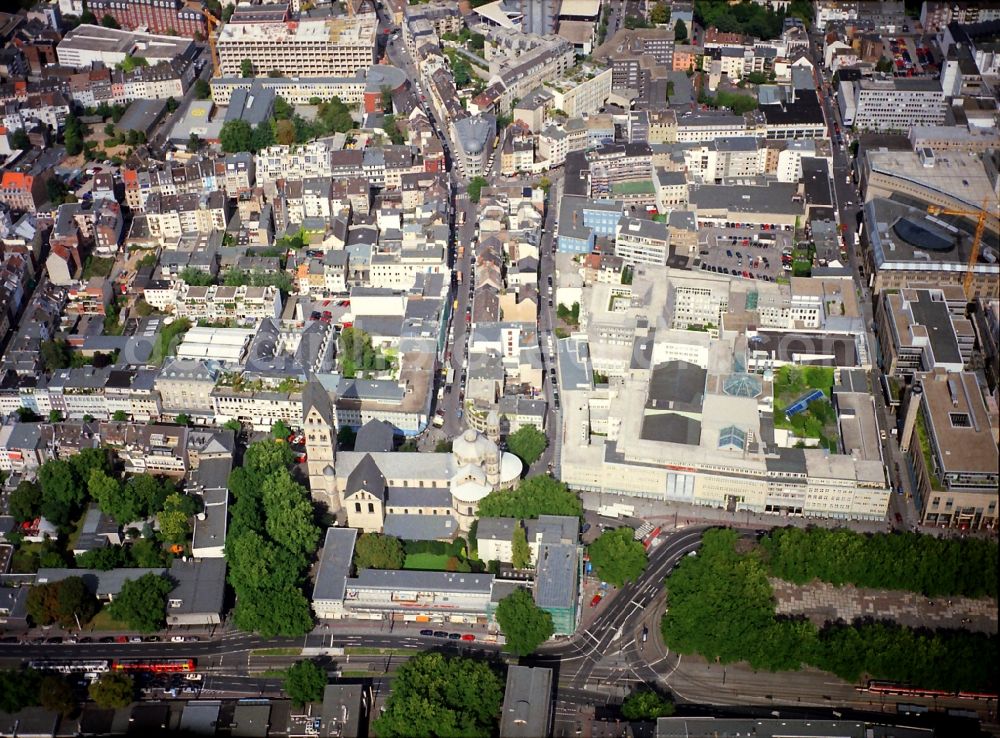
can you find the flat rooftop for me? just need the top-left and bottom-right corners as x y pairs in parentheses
(867, 148), (999, 213)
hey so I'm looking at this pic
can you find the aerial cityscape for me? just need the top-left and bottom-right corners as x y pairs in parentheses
(0, 0), (997, 736)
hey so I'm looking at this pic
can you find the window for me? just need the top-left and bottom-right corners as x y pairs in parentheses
(355, 502), (362, 513)
(368, 502), (375, 513)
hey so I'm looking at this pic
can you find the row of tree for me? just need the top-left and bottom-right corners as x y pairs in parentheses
(226, 440), (319, 636)
(760, 527), (998, 598)
(662, 529), (998, 692)
(219, 95), (355, 153)
(1, 667), (135, 715)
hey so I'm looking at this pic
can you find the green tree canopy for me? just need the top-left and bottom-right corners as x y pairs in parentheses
(271, 420), (292, 440)
(506, 425), (547, 466)
(284, 660), (327, 706)
(220, 119), (253, 153)
(588, 528), (647, 587)
(9, 480), (42, 523)
(511, 526), (531, 569)
(38, 458), (86, 527)
(40, 339), (72, 371)
(240, 58), (254, 78)
(495, 587), (554, 657)
(107, 573), (172, 632)
(372, 652), (504, 738)
(354, 532), (405, 570)
(674, 18), (688, 42)
(0, 668), (42, 713)
(88, 672), (134, 709)
(159, 492), (197, 544)
(193, 78), (211, 99)
(39, 675), (76, 716)
(27, 576), (98, 627)
(477, 475), (581, 519)
(467, 176), (488, 203)
(621, 689), (675, 720)
(650, 1), (670, 24)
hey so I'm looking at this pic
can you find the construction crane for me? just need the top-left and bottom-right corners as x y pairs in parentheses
(926, 196), (990, 301)
(199, 8), (221, 79)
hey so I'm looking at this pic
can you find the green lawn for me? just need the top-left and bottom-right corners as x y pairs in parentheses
(403, 553), (451, 571)
(86, 606), (131, 632)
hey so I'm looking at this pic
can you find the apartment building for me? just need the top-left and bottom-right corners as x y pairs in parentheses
(0, 146), (62, 213)
(492, 39), (576, 114)
(216, 16), (377, 78)
(848, 78), (946, 132)
(902, 371), (998, 530)
(56, 25), (194, 68)
(143, 283), (283, 324)
(920, 1), (1000, 32)
(144, 191), (230, 245)
(86, 0), (206, 36)
(123, 153), (254, 211)
(156, 358), (219, 416)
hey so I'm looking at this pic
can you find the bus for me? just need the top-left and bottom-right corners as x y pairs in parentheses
(29, 660), (110, 675)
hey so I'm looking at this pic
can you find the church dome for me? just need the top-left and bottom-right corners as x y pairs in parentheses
(452, 428), (496, 465)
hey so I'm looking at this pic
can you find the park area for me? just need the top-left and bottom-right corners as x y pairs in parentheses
(771, 365), (838, 450)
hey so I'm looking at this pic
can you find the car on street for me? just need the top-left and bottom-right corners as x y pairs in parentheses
(448, 633), (462, 640)
(100, 636), (115, 643)
(171, 636), (185, 642)
(461, 634), (475, 641)
(45, 637), (63, 644)
(590, 594), (603, 607)
(420, 629), (435, 636)
(184, 636), (200, 642)
(115, 635), (128, 643)
(433, 631), (448, 638)
(129, 636), (142, 643)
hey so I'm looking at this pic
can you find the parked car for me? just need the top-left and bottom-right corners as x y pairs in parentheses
(419, 629), (435, 637)
(448, 633), (462, 640)
(590, 594), (603, 607)
(461, 634), (475, 641)
(433, 631), (448, 638)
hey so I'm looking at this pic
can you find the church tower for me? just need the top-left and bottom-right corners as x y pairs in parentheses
(302, 381), (338, 512)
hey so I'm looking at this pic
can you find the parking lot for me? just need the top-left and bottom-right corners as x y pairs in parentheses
(695, 226), (795, 282)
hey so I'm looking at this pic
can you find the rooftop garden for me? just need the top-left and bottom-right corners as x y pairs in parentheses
(772, 365), (839, 451)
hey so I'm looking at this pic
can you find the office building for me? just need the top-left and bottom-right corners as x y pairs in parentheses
(848, 78), (946, 132)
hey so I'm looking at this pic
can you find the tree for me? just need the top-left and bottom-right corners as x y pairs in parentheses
(223, 419), (243, 433)
(621, 689), (675, 720)
(220, 119), (253, 153)
(511, 526), (531, 569)
(506, 425), (547, 466)
(187, 132), (202, 152)
(0, 668), (42, 713)
(159, 492), (195, 544)
(100, 14), (120, 28)
(27, 577), (97, 627)
(175, 413), (191, 427)
(373, 652), (504, 738)
(107, 572), (172, 632)
(88, 468), (124, 520)
(9, 480), (42, 523)
(241, 58), (254, 78)
(89, 672), (134, 709)
(193, 78), (211, 100)
(250, 121), (275, 151)
(48, 410), (63, 423)
(337, 426), (356, 450)
(382, 114), (406, 145)
(10, 127), (30, 149)
(284, 660), (327, 706)
(494, 588), (554, 657)
(477, 475), (582, 519)
(47, 177), (69, 206)
(76, 545), (130, 570)
(39, 458), (86, 527)
(674, 18), (688, 42)
(39, 675), (76, 716)
(467, 176), (488, 203)
(40, 339), (72, 371)
(354, 532), (404, 570)
(650, 1), (670, 24)
(589, 528), (647, 587)
(271, 420), (292, 440)
(875, 56), (893, 74)
(275, 118), (296, 145)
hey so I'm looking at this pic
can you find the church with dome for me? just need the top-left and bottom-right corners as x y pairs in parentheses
(302, 382), (522, 538)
